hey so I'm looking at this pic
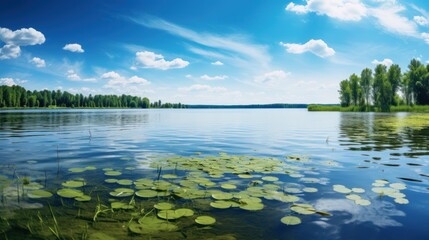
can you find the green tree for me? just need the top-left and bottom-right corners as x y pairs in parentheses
(339, 79), (351, 107)
(349, 74), (360, 106)
(360, 68), (372, 109)
(387, 64), (401, 105)
(372, 64), (387, 109)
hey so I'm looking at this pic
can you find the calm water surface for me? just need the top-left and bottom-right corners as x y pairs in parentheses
(0, 109), (428, 239)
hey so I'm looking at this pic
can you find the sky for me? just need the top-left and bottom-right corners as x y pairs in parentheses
(1, 0), (429, 104)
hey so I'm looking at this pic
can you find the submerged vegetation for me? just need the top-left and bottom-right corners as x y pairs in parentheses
(0, 152), (413, 239)
(0, 85), (184, 109)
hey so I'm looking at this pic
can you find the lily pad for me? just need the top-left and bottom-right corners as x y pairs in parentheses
(221, 183), (237, 190)
(157, 210), (184, 220)
(175, 208), (194, 217)
(394, 198), (409, 204)
(135, 189), (158, 198)
(75, 195), (91, 202)
(117, 179), (133, 186)
(195, 216), (216, 225)
(212, 192), (233, 200)
(68, 168), (86, 173)
(239, 202), (264, 211)
(389, 183), (406, 190)
(281, 216), (301, 225)
(302, 187), (318, 193)
(105, 179), (118, 184)
(62, 180), (86, 188)
(109, 188), (134, 197)
(57, 188), (84, 198)
(154, 202), (174, 210)
(210, 200), (232, 209)
(352, 188), (365, 193)
(262, 176), (279, 182)
(104, 171), (122, 176)
(27, 189), (53, 199)
(355, 199), (371, 206)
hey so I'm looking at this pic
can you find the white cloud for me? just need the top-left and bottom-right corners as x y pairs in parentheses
(178, 84), (227, 92)
(0, 27), (45, 46)
(285, 0), (367, 21)
(372, 58), (393, 67)
(63, 43), (84, 53)
(422, 32), (429, 44)
(66, 70), (96, 82)
(0, 77), (17, 86)
(101, 71), (150, 89)
(0, 44), (20, 59)
(0, 27), (45, 60)
(30, 57), (46, 68)
(254, 70), (291, 84)
(280, 39), (335, 58)
(66, 70), (81, 81)
(414, 16), (428, 26)
(211, 60), (224, 66)
(369, 3), (418, 37)
(134, 51), (189, 70)
(200, 74), (228, 81)
(131, 16), (270, 68)
(286, 1), (421, 39)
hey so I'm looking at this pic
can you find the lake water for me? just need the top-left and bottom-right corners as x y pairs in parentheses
(0, 109), (428, 239)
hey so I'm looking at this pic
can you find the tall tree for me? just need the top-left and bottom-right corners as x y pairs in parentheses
(339, 79), (351, 107)
(372, 64), (387, 109)
(349, 74), (360, 106)
(387, 64), (401, 105)
(360, 68), (373, 109)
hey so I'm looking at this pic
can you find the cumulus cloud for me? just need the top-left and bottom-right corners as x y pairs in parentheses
(66, 70), (96, 82)
(30, 57), (46, 68)
(0, 44), (20, 59)
(254, 70), (291, 84)
(422, 32), (429, 44)
(414, 16), (428, 26)
(286, 1), (420, 38)
(280, 39), (335, 58)
(63, 43), (84, 53)
(285, 0), (367, 21)
(211, 60), (224, 66)
(134, 51), (189, 70)
(0, 27), (45, 60)
(101, 71), (150, 89)
(0, 77), (17, 86)
(200, 74), (228, 81)
(372, 58), (393, 67)
(178, 84), (227, 92)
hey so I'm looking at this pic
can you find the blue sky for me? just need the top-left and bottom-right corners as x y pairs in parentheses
(1, 0), (429, 104)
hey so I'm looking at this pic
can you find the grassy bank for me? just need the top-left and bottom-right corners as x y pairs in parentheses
(308, 104), (429, 112)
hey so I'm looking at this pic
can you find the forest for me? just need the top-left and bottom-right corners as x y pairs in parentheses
(0, 85), (183, 109)
(338, 58), (429, 112)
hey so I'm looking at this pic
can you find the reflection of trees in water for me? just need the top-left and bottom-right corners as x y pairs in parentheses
(0, 111), (150, 134)
(338, 113), (428, 155)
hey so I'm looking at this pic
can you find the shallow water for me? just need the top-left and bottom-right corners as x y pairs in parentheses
(0, 109), (428, 239)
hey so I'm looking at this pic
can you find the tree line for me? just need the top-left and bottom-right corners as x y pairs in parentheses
(339, 59), (429, 111)
(0, 85), (184, 109)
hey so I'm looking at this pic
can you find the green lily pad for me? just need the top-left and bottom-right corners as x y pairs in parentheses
(104, 171), (122, 176)
(239, 202), (264, 211)
(212, 192), (233, 200)
(175, 208), (194, 217)
(105, 178), (118, 184)
(57, 188), (84, 198)
(109, 188), (134, 197)
(162, 174), (178, 179)
(117, 179), (133, 186)
(290, 204), (316, 215)
(195, 216), (216, 225)
(27, 189), (53, 199)
(352, 188), (365, 193)
(220, 183), (237, 190)
(85, 166), (97, 170)
(154, 202), (174, 210)
(130, 218), (178, 234)
(262, 176), (279, 182)
(111, 201), (134, 209)
(210, 200), (232, 209)
(346, 194), (362, 201)
(68, 168), (86, 173)
(333, 185), (352, 194)
(281, 216), (301, 225)
(135, 189), (158, 198)
(157, 210), (184, 220)
(62, 180), (86, 188)
(75, 195), (91, 202)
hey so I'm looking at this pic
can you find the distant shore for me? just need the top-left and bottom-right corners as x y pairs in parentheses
(308, 105), (429, 112)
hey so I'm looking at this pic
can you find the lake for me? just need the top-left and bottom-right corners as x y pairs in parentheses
(0, 109), (428, 239)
